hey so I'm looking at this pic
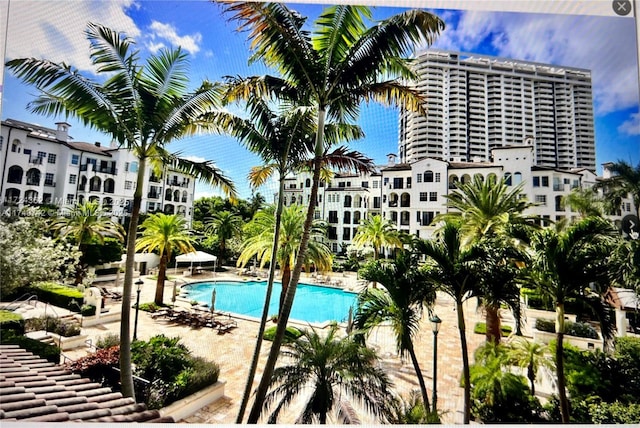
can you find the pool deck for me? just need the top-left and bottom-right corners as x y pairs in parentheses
(56, 270), (488, 424)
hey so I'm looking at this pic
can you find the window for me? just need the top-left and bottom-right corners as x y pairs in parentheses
(535, 195), (547, 205)
(71, 154), (79, 165)
(424, 170), (434, 182)
(416, 174), (422, 183)
(328, 211), (338, 224)
(69, 174), (77, 184)
(533, 176), (540, 187)
(37, 151), (46, 160)
(47, 153), (57, 164)
(66, 194), (75, 204)
(372, 180), (379, 189)
(504, 172), (512, 186)
(11, 141), (20, 153)
(541, 176), (549, 187)
(383, 177), (389, 186)
(361, 181), (369, 188)
(393, 177), (403, 189)
(513, 172), (522, 185)
(420, 192), (428, 201)
(23, 149), (31, 155)
(124, 162), (130, 172)
(44, 173), (54, 186)
(130, 161), (138, 172)
(305, 178), (311, 188)
(343, 211), (351, 224)
(125, 181), (133, 190)
(435, 172), (441, 182)
(429, 192), (437, 202)
(344, 195), (352, 208)
(373, 197), (381, 209)
(343, 227), (351, 241)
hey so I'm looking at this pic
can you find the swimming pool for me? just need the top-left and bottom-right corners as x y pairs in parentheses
(182, 280), (358, 324)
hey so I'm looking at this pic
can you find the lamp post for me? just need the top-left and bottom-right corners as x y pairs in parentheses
(133, 279), (143, 340)
(430, 314), (442, 413)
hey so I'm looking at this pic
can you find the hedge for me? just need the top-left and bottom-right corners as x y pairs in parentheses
(263, 326), (302, 343)
(0, 331), (61, 363)
(535, 318), (598, 339)
(473, 322), (513, 337)
(33, 282), (84, 311)
(0, 310), (25, 336)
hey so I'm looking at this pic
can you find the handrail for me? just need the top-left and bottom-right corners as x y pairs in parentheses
(2, 293), (39, 311)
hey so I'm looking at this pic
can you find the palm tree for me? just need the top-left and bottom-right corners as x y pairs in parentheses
(352, 214), (403, 260)
(437, 174), (536, 343)
(218, 3), (444, 421)
(238, 204), (333, 311)
(387, 390), (440, 424)
(262, 324), (393, 424)
(523, 217), (617, 422)
(205, 210), (243, 266)
(7, 23), (237, 398)
(49, 200), (124, 284)
(598, 160), (640, 217)
(506, 337), (553, 397)
(562, 187), (606, 219)
(355, 246), (437, 411)
(136, 213), (195, 305)
(417, 221), (484, 424)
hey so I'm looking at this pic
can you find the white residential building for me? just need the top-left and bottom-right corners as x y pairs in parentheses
(399, 50), (596, 170)
(0, 119), (196, 224)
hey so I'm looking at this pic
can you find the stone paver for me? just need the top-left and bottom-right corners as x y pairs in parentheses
(61, 271), (492, 424)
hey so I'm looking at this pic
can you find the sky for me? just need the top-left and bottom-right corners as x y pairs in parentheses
(1, 0), (639, 200)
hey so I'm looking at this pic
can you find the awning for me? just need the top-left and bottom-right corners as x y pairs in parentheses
(175, 251), (217, 264)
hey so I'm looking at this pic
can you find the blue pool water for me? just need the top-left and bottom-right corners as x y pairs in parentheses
(183, 280), (357, 324)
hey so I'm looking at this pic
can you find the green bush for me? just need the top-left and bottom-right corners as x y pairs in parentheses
(535, 318), (598, 339)
(138, 302), (165, 312)
(81, 305), (96, 316)
(33, 282), (84, 310)
(96, 333), (120, 349)
(588, 401), (640, 423)
(0, 331), (60, 363)
(263, 326), (302, 343)
(0, 310), (25, 336)
(25, 316), (81, 337)
(473, 322), (512, 337)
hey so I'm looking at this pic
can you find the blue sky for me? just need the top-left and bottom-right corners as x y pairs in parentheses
(2, 0), (639, 199)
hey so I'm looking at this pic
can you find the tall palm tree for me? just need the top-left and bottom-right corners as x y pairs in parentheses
(355, 246), (437, 411)
(262, 324), (394, 424)
(598, 160), (640, 217)
(49, 200), (125, 284)
(523, 217), (617, 422)
(237, 204), (333, 311)
(562, 187), (606, 219)
(417, 221), (484, 424)
(7, 23), (236, 398)
(437, 174), (536, 343)
(136, 213), (195, 305)
(218, 3), (444, 421)
(352, 214), (403, 260)
(205, 210), (243, 266)
(506, 337), (553, 397)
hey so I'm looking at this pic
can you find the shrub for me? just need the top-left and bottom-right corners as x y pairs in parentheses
(173, 356), (220, 399)
(96, 333), (120, 349)
(132, 335), (191, 382)
(263, 326), (302, 343)
(138, 302), (164, 313)
(25, 316), (81, 337)
(473, 322), (512, 337)
(0, 331), (60, 363)
(81, 305), (96, 316)
(588, 401), (640, 423)
(33, 282), (84, 310)
(0, 310), (25, 335)
(535, 318), (598, 339)
(66, 346), (121, 386)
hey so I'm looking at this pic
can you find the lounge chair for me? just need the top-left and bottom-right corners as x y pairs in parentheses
(215, 315), (237, 334)
(100, 287), (123, 301)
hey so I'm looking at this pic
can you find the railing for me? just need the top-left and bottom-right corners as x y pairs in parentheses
(29, 157), (43, 165)
(0, 293), (39, 312)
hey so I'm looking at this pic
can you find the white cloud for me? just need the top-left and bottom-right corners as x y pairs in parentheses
(146, 41), (166, 54)
(431, 10), (639, 116)
(182, 155), (208, 163)
(148, 21), (202, 55)
(618, 112), (640, 136)
(6, 0), (139, 74)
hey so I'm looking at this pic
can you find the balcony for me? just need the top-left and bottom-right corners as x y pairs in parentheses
(29, 157), (43, 165)
(148, 191), (159, 199)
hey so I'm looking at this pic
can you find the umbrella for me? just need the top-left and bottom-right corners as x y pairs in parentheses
(346, 306), (354, 334)
(171, 281), (178, 308)
(210, 289), (217, 313)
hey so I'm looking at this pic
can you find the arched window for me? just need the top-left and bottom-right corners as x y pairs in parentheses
(26, 168), (41, 186)
(400, 192), (411, 207)
(80, 175), (88, 191)
(164, 204), (175, 215)
(89, 195), (100, 203)
(448, 175), (459, 189)
(305, 178), (311, 188)
(424, 170), (434, 182)
(461, 174), (471, 184)
(103, 197), (114, 209)
(400, 210), (410, 226)
(165, 189), (172, 201)
(24, 190), (39, 205)
(182, 190), (188, 203)
(104, 178), (115, 194)
(513, 172), (522, 185)
(11, 139), (21, 153)
(177, 205), (187, 215)
(4, 188), (20, 205)
(555, 195), (564, 212)
(389, 192), (399, 207)
(90, 176), (101, 192)
(353, 211), (362, 224)
(173, 190), (180, 201)
(473, 173), (484, 183)
(354, 195), (362, 208)
(344, 195), (352, 208)
(78, 195), (85, 204)
(7, 166), (23, 184)
(504, 172), (512, 186)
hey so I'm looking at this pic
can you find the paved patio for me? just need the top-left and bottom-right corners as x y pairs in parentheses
(63, 270), (490, 424)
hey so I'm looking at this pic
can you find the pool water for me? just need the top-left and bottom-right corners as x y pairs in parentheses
(183, 280), (357, 324)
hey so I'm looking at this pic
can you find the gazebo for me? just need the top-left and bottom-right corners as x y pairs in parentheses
(175, 251), (217, 276)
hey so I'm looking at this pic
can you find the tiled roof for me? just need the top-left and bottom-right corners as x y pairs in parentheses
(0, 345), (173, 423)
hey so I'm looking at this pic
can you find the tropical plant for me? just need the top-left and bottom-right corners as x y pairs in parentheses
(136, 213), (195, 305)
(352, 214), (403, 260)
(597, 160), (640, 217)
(506, 337), (553, 396)
(237, 204), (333, 311)
(563, 187), (606, 219)
(355, 246), (437, 410)
(522, 216), (618, 422)
(417, 221), (483, 424)
(49, 200), (124, 283)
(262, 324), (393, 424)
(386, 390), (441, 424)
(7, 23), (237, 398)
(218, 3), (444, 421)
(205, 210), (243, 265)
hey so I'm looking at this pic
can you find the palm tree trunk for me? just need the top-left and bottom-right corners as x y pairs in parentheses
(528, 364), (536, 396)
(408, 343), (430, 411)
(236, 174), (287, 423)
(485, 304), (501, 344)
(155, 253), (168, 305)
(457, 299), (471, 424)
(555, 303), (570, 423)
(247, 108), (327, 423)
(119, 156), (147, 399)
(279, 263), (292, 314)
